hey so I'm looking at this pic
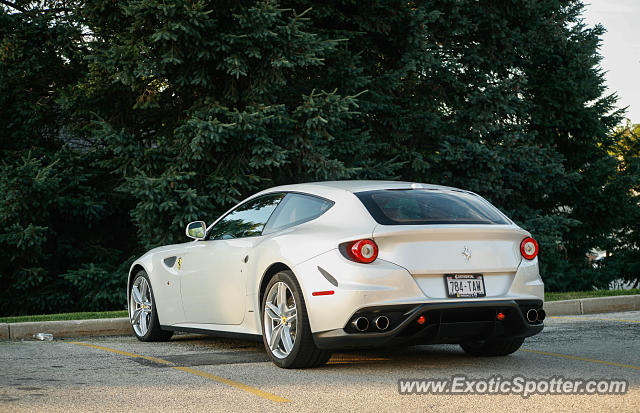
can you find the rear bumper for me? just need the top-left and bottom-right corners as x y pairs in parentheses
(312, 299), (543, 350)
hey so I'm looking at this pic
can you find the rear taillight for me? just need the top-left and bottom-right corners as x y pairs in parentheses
(341, 239), (378, 263)
(520, 237), (539, 260)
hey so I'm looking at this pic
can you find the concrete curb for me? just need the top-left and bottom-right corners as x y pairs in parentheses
(2, 295), (639, 340)
(0, 323), (9, 340)
(7, 317), (131, 340)
(544, 294), (640, 316)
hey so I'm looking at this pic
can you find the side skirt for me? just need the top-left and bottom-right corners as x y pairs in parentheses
(160, 325), (263, 342)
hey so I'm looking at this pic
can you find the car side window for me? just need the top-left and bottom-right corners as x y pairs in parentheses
(207, 193), (285, 240)
(263, 193), (334, 234)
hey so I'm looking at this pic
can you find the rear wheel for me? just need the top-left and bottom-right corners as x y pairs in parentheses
(129, 270), (173, 342)
(460, 337), (524, 356)
(261, 270), (331, 368)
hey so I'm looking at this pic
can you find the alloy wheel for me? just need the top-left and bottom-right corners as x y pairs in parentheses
(263, 281), (298, 359)
(130, 276), (153, 337)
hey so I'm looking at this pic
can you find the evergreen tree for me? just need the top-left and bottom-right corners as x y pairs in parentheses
(1, 0), (637, 315)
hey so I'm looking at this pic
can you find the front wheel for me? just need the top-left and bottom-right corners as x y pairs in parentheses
(459, 337), (524, 356)
(261, 270), (331, 368)
(129, 270), (173, 342)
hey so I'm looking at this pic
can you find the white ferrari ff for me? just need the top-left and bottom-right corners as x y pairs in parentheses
(127, 181), (544, 368)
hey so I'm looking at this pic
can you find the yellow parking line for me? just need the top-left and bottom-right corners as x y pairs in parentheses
(69, 342), (290, 403)
(550, 316), (640, 323)
(172, 366), (289, 402)
(69, 342), (175, 365)
(69, 342), (141, 358)
(520, 348), (640, 371)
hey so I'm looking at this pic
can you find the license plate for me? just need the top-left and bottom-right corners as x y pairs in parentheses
(445, 274), (486, 298)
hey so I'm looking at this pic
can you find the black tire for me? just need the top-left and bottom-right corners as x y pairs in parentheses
(129, 270), (173, 342)
(459, 337), (524, 356)
(261, 270), (332, 369)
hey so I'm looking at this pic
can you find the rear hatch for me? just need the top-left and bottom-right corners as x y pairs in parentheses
(355, 188), (528, 299)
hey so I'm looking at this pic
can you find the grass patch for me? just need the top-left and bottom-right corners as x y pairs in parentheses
(0, 310), (128, 323)
(545, 289), (640, 302)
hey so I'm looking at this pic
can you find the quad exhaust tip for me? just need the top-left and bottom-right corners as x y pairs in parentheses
(352, 316), (369, 332)
(373, 315), (390, 331)
(526, 308), (546, 323)
(352, 315), (390, 332)
(537, 308), (546, 321)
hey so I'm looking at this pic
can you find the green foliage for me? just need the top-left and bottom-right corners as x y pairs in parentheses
(62, 262), (129, 311)
(1, 0), (638, 315)
(0, 151), (129, 314)
(594, 122), (640, 288)
(0, 1), (84, 151)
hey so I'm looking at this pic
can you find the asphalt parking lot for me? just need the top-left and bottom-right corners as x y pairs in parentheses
(1, 311), (638, 412)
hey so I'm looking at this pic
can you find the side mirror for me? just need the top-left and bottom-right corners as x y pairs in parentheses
(186, 221), (207, 240)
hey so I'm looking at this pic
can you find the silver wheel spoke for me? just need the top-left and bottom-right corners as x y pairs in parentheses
(132, 286), (143, 305)
(140, 312), (148, 334)
(270, 324), (283, 350)
(131, 308), (142, 324)
(140, 280), (148, 301)
(266, 301), (281, 317)
(285, 313), (296, 324)
(281, 325), (293, 353)
(277, 283), (287, 312)
(265, 306), (280, 321)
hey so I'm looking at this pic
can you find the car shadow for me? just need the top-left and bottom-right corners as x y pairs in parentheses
(166, 333), (480, 369)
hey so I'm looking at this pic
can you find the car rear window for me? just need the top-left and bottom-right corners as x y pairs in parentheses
(355, 189), (510, 225)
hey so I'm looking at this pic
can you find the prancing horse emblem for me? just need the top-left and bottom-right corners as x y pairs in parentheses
(462, 246), (472, 261)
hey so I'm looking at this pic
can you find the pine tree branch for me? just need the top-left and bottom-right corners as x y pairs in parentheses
(0, 1), (71, 14)
(0, 0), (26, 13)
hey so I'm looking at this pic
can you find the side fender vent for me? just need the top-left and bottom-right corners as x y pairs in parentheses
(163, 256), (177, 268)
(317, 266), (338, 287)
